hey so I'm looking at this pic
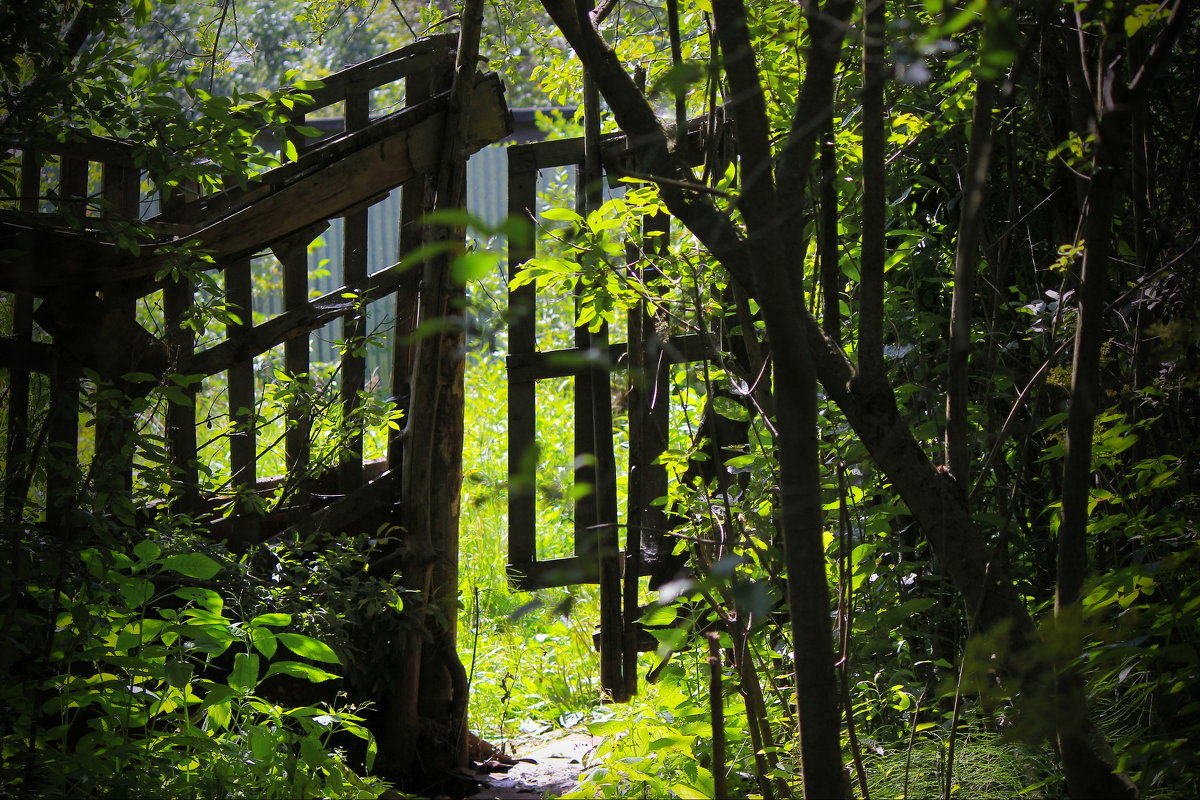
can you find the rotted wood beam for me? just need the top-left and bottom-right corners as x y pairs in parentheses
(0, 74), (512, 294)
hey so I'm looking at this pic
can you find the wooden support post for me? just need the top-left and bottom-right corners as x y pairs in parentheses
(506, 150), (539, 573)
(58, 155), (88, 221)
(163, 182), (200, 511)
(44, 156), (87, 533)
(339, 91), (371, 494)
(94, 162), (142, 497)
(389, 73), (436, 472)
(3, 150), (39, 517)
(272, 225), (327, 503)
(226, 257), (259, 546)
(578, 68), (627, 702)
(164, 277), (198, 510)
(623, 210), (671, 699)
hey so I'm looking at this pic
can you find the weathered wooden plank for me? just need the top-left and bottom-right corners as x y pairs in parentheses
(506, 149), (538, 569)
(226, 257), (259, 546)
(579, 75), (626, 702)
(0, 75), (512, 294)
(58, 155), (88, 221)
(101, 163), (140, 217)
(505, 110), (720, 172)
(625, 211), (671, 696)
(164, 274), (199, 510)
(296, 35), (454, 112)
(271, 225), (326, 487)
(0, 336), (53, 373)
(42, 157), (88, 528)
(151, 74), (508, 231)
(45, 359), (81, 531)
(507, 555), (600, 591)
(183, 257), (421, 377)
(339, 91), (371, 494)
(32, 288), (169, 380)
(189, 76), (508, 261)
(95, 162), (143, 494)
(0, 132), (137, 168)
(505, 334), (707, 382)
(2, 150), (39, 515)
(387, 70), (436, 471)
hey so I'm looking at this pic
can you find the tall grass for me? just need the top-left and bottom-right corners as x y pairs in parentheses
(459, 352), (603, 741)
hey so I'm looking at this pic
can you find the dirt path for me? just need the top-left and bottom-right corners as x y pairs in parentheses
(467, 731), (598, 800)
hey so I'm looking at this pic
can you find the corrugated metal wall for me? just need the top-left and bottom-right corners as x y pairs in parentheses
(251, 144), (510, 384)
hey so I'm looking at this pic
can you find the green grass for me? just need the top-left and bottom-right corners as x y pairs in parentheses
(459, 352), (604, 741)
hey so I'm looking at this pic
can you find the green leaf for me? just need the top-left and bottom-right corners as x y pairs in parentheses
(712, 396), (749, 422)
(264, 660), (341, 683)
(452, 251), (499, 284)
(162, 553), (221, 580)
(205, 698), (232, 730)
(671, 782), (712, 799)
(229, 652), (260, 693)
(650, 627), (688, 652)
(119, 577), (156, 608)
(639, 604), (678, 626)
(250, 612), (292, 627)
(173, 587), (223, 614)
(651, 61), (706, 97)
(165, 661), (193, 689)
(541, 207), (582, 223)
(248, 724), (276, 761)
(277, 633), (341, 664)
(300, 735), (327, 769)
(250, 625), (278, 659)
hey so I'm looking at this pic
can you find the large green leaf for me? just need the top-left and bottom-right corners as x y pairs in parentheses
(229, 652), (260, 693)
(264, 660), (340, 683)
(277, 633), (341, 664)
(250, 625), (278, 659)
(173, 587), (223, 614)
(162, 553), (221, 580)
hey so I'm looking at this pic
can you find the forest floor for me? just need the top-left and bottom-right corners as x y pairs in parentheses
(467, 730), (598, 799)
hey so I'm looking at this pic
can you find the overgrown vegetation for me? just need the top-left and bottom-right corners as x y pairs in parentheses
(4, 0), (1199, 798)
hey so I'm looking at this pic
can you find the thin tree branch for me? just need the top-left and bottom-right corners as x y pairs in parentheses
(945, 79), (996, 483)
(856, 0), (887, 386)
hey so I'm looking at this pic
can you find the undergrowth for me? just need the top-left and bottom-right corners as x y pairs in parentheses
(458, 350), (1073, 800)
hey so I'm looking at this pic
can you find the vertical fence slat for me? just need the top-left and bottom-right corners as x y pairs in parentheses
(226, 257), (259, 544)
(95, 162), (142, 495)
(506, 149), (538, 573)
(624, 211), (671, 696)
(389, 73), (435, 471)
(339, 90), (371, 494)
(58, 155), (88, 220)
(578, 73), (626, 701)
(164, 277), (198, 509)
(45, 156), (88, 530)
(163, 182), (200, 511)
(274, 232), (313, 494)
(3, 150), (39, 516)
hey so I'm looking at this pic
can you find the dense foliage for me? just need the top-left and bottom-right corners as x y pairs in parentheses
(3, 1), (1198, 799)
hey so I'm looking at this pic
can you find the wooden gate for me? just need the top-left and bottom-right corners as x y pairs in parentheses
(506, 86), (725, 701)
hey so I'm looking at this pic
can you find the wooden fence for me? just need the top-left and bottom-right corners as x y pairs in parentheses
(1, 34), (511, 547)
